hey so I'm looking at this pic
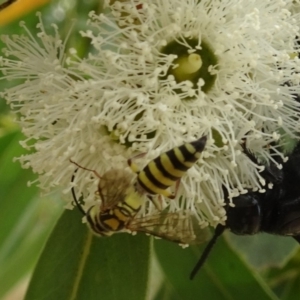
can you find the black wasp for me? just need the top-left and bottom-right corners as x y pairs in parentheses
(190, 137), (300, 279)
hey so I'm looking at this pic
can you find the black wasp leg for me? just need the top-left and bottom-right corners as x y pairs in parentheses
(190, 224), (225, 280)
(71, 168), (86, 216)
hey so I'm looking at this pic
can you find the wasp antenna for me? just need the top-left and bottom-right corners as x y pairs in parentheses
(190, 224), (225, 280)
(69, 159), (94, 172)
(71, 169), (86, 216)
(69, 159), (102, 179)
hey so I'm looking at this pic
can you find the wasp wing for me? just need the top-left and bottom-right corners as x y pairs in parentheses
(127, 211), (211, 245)
(97, 169), (135, 210)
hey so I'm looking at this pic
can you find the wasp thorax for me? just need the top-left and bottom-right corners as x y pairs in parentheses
(98, 169), (134, 198)
(161, 39), (218, 97)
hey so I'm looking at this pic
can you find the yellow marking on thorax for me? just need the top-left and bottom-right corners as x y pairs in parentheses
(123, 189), (144, 211)
(103, 217), (121, 231)
(113, 207), (131, 223)
(110, 190), (143, 224)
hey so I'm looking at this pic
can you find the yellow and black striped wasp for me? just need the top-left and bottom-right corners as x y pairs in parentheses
(129, 135), (207, 200)
(70, 135), (210, 244)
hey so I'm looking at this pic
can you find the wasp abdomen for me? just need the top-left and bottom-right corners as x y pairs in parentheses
(137, 136), (207, 197)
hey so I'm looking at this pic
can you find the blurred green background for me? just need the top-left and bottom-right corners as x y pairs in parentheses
(1, 1), (300, 299)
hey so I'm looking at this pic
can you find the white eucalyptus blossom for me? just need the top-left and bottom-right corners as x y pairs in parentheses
(1, 0), (300, 227)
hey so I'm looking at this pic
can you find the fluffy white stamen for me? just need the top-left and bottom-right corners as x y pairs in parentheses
(1, 1), (300, 227)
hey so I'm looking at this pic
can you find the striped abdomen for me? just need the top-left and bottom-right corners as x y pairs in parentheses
(86, 190), (143, 236)
(137, 136), (207, 198)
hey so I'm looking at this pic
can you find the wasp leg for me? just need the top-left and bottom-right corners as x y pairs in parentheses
(147, 194), (163, 211)
(190, 224), (225, 280)
(165, 179), (181, 200)
(127, 152), (147, 173)
(70, 169), (86, 216)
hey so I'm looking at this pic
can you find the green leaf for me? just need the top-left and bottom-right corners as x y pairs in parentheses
(25, 209), (152, 300)
(154, 236), (279, 300)
(225, 232), (298, 270)
(280, 273), (300, 300)
(265, 248), (300, 300)
(0, 131), (62, 297)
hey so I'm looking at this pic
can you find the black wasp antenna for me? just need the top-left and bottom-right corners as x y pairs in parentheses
(71, 168), (86, 216)
(190, 224), (225, 280)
